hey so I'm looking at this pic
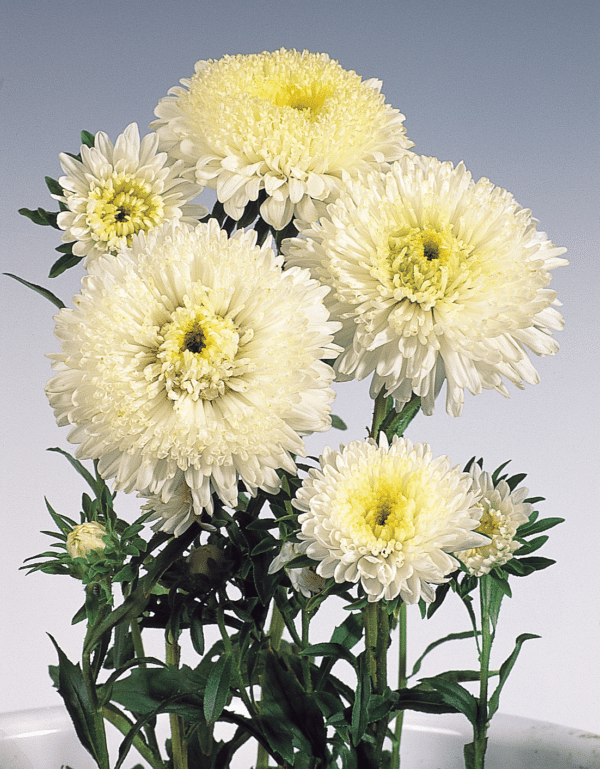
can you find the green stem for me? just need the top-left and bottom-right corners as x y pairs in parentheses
(370, 390), (391, 439)
(471, 578), (494, 769)
(363, 602), (379, 687)
(81, 614), (111, 769)
(391, 601), (407, 769)
(301, 608), (313, 695)
(257, 604), (289, 768)
(128, 617), (162, 760)
(363, 602), (390, 760)
(166, 631), (188, 769)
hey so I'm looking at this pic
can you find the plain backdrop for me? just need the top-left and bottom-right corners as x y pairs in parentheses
(1, 0), (598, 748)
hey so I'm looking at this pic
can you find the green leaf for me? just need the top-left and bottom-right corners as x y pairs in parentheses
(45, 176), (64, 197)
(48, 635), (106, 764)
(503, 556), (556, 576)
(300, 643), (356, 667)
(203, 653), (232, 724)
(517, 516), (563, 538)
(81, 130), (96, 147)
(410, 631), (478, 678)
(506, 472), (527, 491)
(250, 537), (278, 556)
(331, 414), (348, 430)
(18, 206), (60, 228)
(47, 447), (102, 495)
(380, 395), (421, 439)
(350, 656), (371, 746)
(420, 677), (478, 725)
(491, 460), (511, 484)
(189, 608), (205, 656)
(4, 273), (66, 309)
(331, 613), (363, 651)
(514, 535), (549, 556)
(488, 633), (540, 718)
(49, 251), (84, 278)
(262, 650), (327, 760)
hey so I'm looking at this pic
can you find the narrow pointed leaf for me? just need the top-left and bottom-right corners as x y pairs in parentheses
(203, 653), (232, 724)
(4, 273), (65, 309)
(421, 677), (478, 725)
(49, 251), (83, 278)
(48, 635), (104, 764)
(350, 656), (371, 746)
(488, 633), (539, 718)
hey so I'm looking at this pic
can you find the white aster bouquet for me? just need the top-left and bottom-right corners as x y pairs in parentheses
(14, 48), (568, 769)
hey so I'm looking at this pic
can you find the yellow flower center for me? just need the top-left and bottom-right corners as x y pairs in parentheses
(476, 507), (500, 539)
(87, 173), (164, 248)
(386, 221), (472, 309)
(334, 459), (418, 555)
(154, 297), (243, 402)
(257, 79), (334, 115)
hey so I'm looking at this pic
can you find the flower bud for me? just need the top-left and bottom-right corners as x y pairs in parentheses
(188, 544), (226, 579)
(66, 522), (107, 559)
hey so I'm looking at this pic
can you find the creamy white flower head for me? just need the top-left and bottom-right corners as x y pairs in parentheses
(56, 123), (206, 265)
(459, 465), (533, 576)
(152, 48), (413, 230)
(294, 435), (487, 603)
(268, 541), (328, 598)
(46, 220), (340, 531)
(140, 477), (216, 537)
(284, 155), (568, 416)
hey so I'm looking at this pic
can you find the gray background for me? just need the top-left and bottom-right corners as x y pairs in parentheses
(1, 0), (598, 737)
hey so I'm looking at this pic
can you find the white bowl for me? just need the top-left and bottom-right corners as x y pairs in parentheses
(0, 706), (598, 768)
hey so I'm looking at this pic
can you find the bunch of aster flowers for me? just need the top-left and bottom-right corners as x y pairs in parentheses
(15, 48), (567, 769)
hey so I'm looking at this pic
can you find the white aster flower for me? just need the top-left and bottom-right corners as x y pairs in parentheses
(284, 155), (568, 416)
(294, 435), (487, 603)
(152, 48), (413, 230)
(459, 465), (533, 576)
(56, 123), (206, 265)
(46, 220), (339, 533)
(268, 541), (328, 598)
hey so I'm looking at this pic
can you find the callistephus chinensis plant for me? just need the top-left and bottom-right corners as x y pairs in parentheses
(15, 47), (571, 769)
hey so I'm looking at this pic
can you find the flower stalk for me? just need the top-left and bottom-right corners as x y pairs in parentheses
(166, 630), (188, 769)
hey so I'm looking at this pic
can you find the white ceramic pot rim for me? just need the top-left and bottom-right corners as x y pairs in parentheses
(0, 706), (598, 769)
